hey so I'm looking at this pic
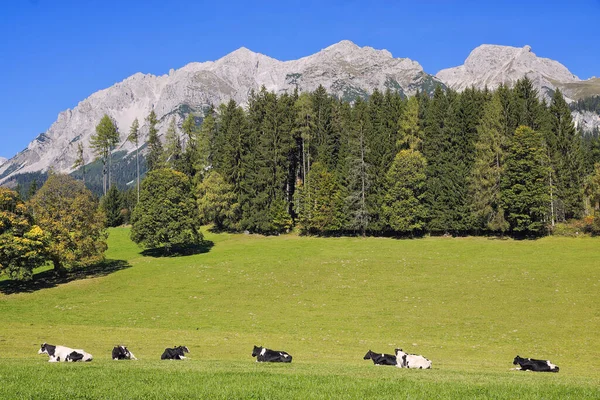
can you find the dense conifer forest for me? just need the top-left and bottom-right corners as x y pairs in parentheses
(111, 79), (600, 237)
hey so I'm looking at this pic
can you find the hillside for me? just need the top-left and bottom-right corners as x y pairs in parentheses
(0, 228), (599, 398)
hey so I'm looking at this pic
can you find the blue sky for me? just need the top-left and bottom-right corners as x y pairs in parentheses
(1, 0), (599, 159)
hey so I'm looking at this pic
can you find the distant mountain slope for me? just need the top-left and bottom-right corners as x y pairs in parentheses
(436, 44), (581, 99)
(0, 40), (442, 185)
(0, 157), (6, 166)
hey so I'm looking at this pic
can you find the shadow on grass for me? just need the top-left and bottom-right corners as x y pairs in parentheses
(140, 240), (215, 258)
(0, 259), (131, 295)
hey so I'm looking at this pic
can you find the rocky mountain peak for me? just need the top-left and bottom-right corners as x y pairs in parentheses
(0, 157), (7, 166)
(437, 44), (580, 96)
(0, 41), (442, 185)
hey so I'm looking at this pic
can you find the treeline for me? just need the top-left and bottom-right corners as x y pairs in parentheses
(571, 95), (600, 114)
(124, 79), (600, 237)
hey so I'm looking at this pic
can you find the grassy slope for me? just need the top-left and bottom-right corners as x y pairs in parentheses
(0, 228), (599, 398)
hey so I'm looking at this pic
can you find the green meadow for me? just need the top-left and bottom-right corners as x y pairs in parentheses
(0, 228), (599, 399)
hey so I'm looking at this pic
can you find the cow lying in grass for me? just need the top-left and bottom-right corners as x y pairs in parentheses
(513, 355), (559, 372)
(112, 345), (137, 360)
(38, 343), (93, 362)
(363, 350), (397, 366)
(395, 348), (432, 369)
(161, 346), (189, 360)
(252, 346), (292, 363)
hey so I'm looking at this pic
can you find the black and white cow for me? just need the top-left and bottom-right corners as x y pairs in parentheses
(161, 346), (189, 360)
(513, 355), (559, 372)
(363, 350), (397, 366)
(395, 348), (432, 369)
(251, 346), (292, 363)
(38, 343), (93, 362)
(112, 345), (137, 360)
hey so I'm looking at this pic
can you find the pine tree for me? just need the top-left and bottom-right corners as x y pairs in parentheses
(200, 106), (217, 176)
(294, 93), (316, 185)
(296, 162), (343, 234)
(101, 185), (124, 227)
(91, 114), (119, 195)
(397, 96), (422, 150)
(469, 92), (509, 233)
(26, 178), (39, 201)
(501, 126), (550, 236)
(165, 118), (184, 172)
(548, 89), (585, 220)
(513, 77), (541, 129)
(127, 118), (140, 203)
(365, 89), (397, 231)
(196, 171), (238, 231)
(312, 85), (337, 169)
(382, 149), (427, 234)
(181, 114), (199, 179)
(345, 98), (371, 236)
(215, 100), (251, 229)
(146, 110), (164, 171)
(72, 142), (87, 185)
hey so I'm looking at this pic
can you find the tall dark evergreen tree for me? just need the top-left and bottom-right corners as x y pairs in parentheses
(547, 89), (585, 220)
(72, 142), (87, 185)
(365, 89), (397, 231)
(90, 114), (119, 195)
(127, 118), (140, 202)
(164, 118), (184, 172)
(382, 149), (427, 235)
(344, 98), (371, 236)
(101, 185), (123, 227)
(146, 110), (164, 172)
(501, 126), (550, 235)
(469, 92), (509, 233)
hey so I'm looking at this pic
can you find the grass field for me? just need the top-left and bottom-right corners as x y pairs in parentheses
(0, 228), (599, 399)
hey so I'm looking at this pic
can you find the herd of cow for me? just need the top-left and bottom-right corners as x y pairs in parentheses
(37, 342), (560, 372)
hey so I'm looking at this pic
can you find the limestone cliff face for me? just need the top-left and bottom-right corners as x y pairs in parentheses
(436, 44), (580, 98)
(0, 41), (442, 183)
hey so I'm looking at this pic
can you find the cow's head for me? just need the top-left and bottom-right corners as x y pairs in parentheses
(120, 346), (131, 357)
(38, 343), (56, 356)
(513, 355), (523, 365)
(363, 350), (373, 360)
(175, 346), (189, 355)
(252, 346), (262, 357)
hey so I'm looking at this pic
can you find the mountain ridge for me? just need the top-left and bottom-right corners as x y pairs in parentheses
(1, 41), (599, 186)
(0, 40), (442, 184)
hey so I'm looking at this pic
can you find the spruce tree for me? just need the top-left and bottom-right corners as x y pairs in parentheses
(548, 89), (585, 220)
(382, 149), (427, 234)
(397, 96), (422, 150)
(146, 110), (164, 171)
(296, 162), (344, 234)
(196, 171), (239, 231)
(90, 114), (119, 195)
(127, 118), (140, 203)
(469, 92), (509, 233)
(181, 114), (199, 179)
(294, 93), (316, 184)
(345, 98), (371, 236)
(501, 126), (550, 235)
(164, 118), (184, 172)
(72, 142), (87, 185)
(101, 185), (123, 227)
(365, 89), (397, 231)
